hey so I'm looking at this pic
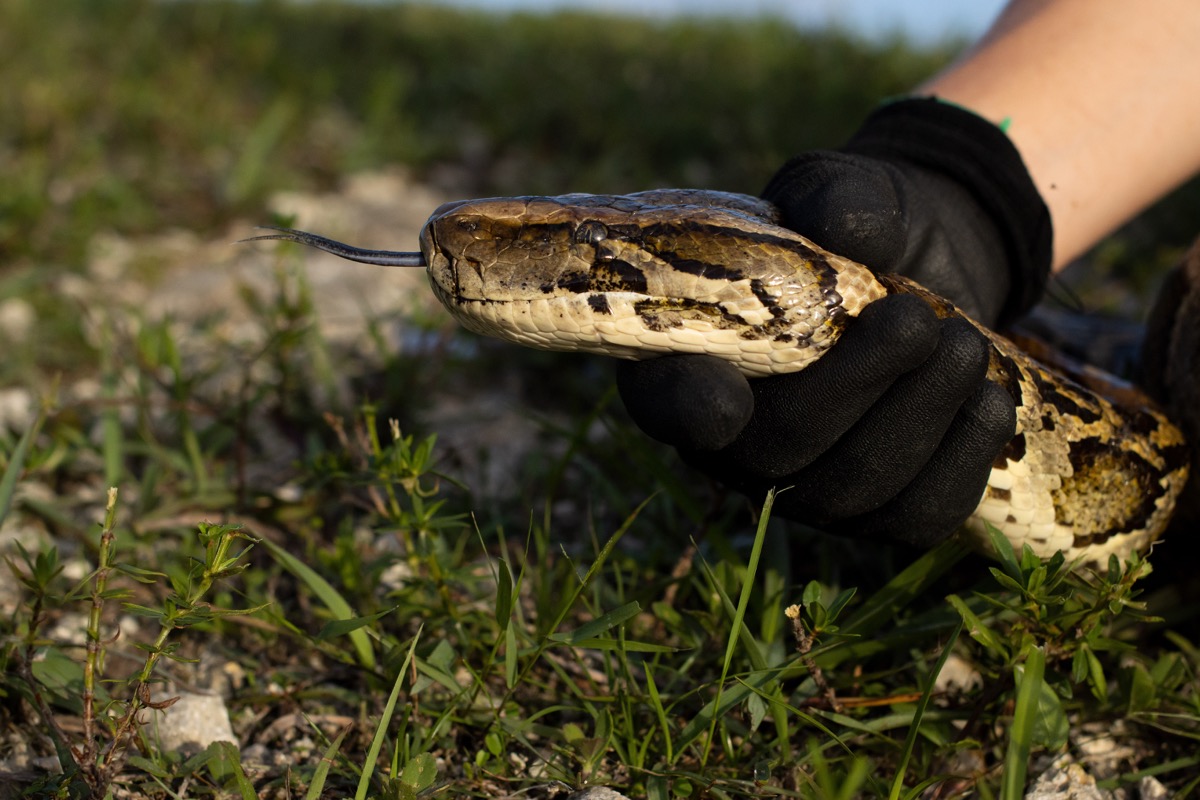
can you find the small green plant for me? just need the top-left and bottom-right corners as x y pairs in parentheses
(942, 526), (1181, 795)
(949, 525), (1157, 697)
(7, 488), (259, 797)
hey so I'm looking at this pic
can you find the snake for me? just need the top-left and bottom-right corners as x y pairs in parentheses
(247, 189), (1191, 565)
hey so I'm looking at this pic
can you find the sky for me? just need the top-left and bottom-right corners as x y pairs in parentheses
(423, 0), (1009, 44)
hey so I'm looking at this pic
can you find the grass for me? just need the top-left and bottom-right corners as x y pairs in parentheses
(3, 1), (1200, 797)
(5, 231), (1200, 797)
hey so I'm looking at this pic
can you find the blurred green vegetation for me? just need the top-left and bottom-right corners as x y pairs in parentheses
(5, 0), (1196, 287)
(0, 0), (957, 268)
(4, 0), (1197, 275)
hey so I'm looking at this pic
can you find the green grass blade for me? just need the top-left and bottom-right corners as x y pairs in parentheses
(1098, 755), (1200, 789)
(696, 553), (795, 759)
(677, 672), (778, 751)
(986, 522), (1023, 583)
(675, 493), (800, 757)
(553, 637), (678, 652)
(225, 96), (296, 204)
(1004, 645), (1046, 800)
(548, 600), (640, 644)
(494, 557), (514, 627)
(262, 538), (375, 670)
(507, 494), (653, 702)
(99, 321), (123, 487)
(306, 726), (350, 800)
(545, 496), (650, 635)
(316, 608), (395, 641)
(202, 741), (256, 800)
(504, 623), (518, 689)
(0, 406), (44, 527)
(356, 626), (422, 800)
(889, 618), (963, 800)
(946, 593), (1010, 659)
(703, 488), (775, 767)
(644, 662), (674, 764)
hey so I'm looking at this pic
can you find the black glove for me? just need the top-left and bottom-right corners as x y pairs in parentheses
(618, 98), (1052, 547)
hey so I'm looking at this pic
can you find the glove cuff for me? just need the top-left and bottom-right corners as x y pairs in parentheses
(844, 97), (1053, 324)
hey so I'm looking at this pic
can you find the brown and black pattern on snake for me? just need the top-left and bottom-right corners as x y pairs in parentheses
(246, 189), (1190, 565)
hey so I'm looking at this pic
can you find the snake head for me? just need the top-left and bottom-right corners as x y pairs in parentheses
(246, 192), (876, 375)
(419, 192), (868, 374)
(422, 196), (594, 303)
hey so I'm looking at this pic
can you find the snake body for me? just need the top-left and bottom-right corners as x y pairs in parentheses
(259, 189), (1191, 564)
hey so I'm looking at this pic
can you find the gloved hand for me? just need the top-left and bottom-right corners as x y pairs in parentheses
(618, 98), (1053, 547)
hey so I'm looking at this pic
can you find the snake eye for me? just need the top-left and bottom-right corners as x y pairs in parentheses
(573, 221), (608, 246)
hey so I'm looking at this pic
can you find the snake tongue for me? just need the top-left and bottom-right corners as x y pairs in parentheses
(241, 226), (427, 267)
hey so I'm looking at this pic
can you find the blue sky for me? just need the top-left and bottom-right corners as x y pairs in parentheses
(423, 0), (1008, 44)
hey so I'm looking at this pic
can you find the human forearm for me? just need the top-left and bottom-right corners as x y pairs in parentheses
(920, 0), (1200, 269)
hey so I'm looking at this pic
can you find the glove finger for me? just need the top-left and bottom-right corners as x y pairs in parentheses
(780, 317), (992, 518)
(762, 151), (907, 271)
(706, 293), (942, 479)
(616, 354), (753, 451)
(837, 380), (1017, 547)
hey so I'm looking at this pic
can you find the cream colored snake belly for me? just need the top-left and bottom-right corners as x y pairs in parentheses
(248, 189), (1190, 564)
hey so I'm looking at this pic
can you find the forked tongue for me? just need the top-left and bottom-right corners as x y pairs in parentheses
(242, 226), (426, 267)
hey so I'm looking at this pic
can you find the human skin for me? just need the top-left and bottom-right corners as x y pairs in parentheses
(919, 0), (1200, 270)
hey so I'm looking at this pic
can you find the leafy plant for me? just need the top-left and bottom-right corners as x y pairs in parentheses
(7, 488), (259, 796)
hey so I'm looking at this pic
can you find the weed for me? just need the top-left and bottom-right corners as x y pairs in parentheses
(6, 487), (259, 796)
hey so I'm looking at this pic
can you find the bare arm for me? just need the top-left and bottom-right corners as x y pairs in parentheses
(920, 0), (1200, 270)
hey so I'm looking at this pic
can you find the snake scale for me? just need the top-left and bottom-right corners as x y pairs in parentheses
(249, 189), (1191, 564)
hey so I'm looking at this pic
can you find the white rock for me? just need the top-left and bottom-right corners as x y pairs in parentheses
(150, 690), (237, 754)
(934, 652), (983, 694)
(1137, 776), (1169, 800)
(568, 789), (633, 800)
(1026, 757), (1112, 800)
(1072, 720), (1137, 780)
(0, 387), (34, 432)
(0, 298), (35, 342)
